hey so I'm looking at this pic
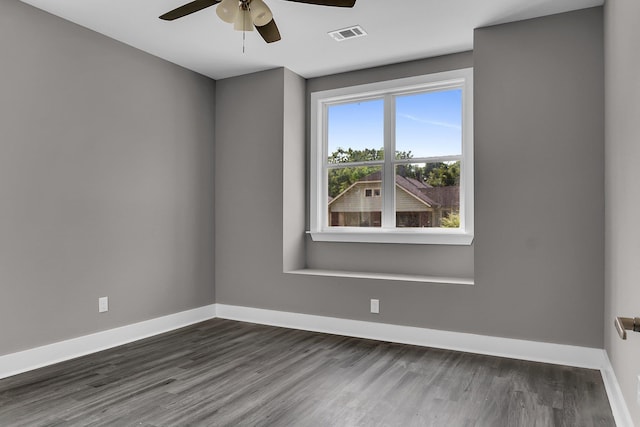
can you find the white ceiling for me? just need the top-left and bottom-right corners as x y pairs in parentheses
(20, 0), (603, 80)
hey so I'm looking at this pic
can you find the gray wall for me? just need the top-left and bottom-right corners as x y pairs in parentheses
(604, 0), (640, 423)
(0, 0), (216, 356)
(473, 8), (604, 347)
(4, 0), (605, 358)
(215, 8), (605, 348)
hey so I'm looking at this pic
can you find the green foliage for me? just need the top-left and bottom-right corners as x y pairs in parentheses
(328, 165), (379, 198)
(327, 148), (461, 198)
(397, 161), (461, 187)
(328, 148), (384, 164)
(426, 162), (460, 187)
(440, 212), (460, 228)
(395, 150), (414, 160)
(327, 148), (408, 198)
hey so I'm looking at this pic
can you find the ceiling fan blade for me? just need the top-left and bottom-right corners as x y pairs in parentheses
(159, 0), (221, 20)
(256, 19), (282, 43)
(283, 0), (356, 7)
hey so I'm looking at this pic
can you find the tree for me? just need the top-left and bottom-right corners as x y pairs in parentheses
(396, 160), (460, 187)
(326, 149), (461, 198)
(328, 165), (379, 198)
(426, 161), (460, 187)
(328, 147), (384, 164)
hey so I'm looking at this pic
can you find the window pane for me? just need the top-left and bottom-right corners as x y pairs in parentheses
(328, 99), (384, 163)
(328, 166), (382, 227)
(396, 89), (462, 158)
(395, 163), (460, 228)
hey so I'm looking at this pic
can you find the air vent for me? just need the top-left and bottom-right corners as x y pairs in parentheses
(328, 25), (367, 42)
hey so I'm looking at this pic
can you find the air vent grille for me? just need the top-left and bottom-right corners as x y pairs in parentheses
(328, 25), (367, 42)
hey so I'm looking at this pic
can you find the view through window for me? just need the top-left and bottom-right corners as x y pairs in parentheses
(310, 69), (473, 245)
(327, 89), (462, 228)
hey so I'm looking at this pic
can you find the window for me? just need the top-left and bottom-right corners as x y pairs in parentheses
(364, 188), (381, 198)
(310, 68), (473, 245)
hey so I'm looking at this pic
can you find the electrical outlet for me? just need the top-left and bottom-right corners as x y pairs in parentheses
(370, 299), (379, 314)
(98, 296), (109, 313)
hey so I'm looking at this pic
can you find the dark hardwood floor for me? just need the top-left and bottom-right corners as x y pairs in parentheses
(0, 319), (615, 426)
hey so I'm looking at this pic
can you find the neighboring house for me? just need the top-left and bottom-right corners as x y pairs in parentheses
(328, 171), (459, 227)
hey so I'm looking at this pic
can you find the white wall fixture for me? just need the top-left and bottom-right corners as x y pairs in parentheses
(98, 297), (108, 313)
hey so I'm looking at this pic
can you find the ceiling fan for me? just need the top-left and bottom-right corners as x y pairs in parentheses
(159, 0), (357, 44)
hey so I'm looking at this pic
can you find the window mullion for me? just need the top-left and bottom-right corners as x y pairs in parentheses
(382, 94), (395, 229)
(319, 102), (329, 230)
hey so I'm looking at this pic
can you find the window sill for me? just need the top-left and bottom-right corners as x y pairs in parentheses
(286, 269), (474, 285)
(308, 230), (474, 245)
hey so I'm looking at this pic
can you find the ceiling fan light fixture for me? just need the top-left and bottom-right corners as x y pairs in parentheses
(216, 0), (239, 24)
(249, 0), (273, 27)
(233, 8), (254, 31)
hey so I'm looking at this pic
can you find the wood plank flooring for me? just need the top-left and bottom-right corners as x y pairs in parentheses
(0, 319), (615, 426)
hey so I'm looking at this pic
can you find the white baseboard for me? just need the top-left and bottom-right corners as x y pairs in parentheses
(0, 304), (217, 380)
(0, 302), (632, 426)
(600, 352), (635, 427)
(215, 304), (607, 369)
(216, 303), (633, 426)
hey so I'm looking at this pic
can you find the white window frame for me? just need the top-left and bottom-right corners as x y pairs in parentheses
(310, 68), (474, 245)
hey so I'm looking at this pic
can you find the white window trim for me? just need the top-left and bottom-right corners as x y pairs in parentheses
(310, 68), (474, 245)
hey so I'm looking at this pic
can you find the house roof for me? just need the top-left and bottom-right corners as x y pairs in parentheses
(328, 171), (459, 209)
(395, 175), (439, 207)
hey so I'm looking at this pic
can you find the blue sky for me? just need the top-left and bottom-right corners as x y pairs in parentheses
(328, 89), (462, 159)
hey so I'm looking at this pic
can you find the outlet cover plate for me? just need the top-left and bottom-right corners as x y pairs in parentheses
(98, 297), (109, 313)
(370, 299), (379, 314)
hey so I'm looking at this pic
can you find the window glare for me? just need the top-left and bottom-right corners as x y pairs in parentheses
(396, 89), (462, 158)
